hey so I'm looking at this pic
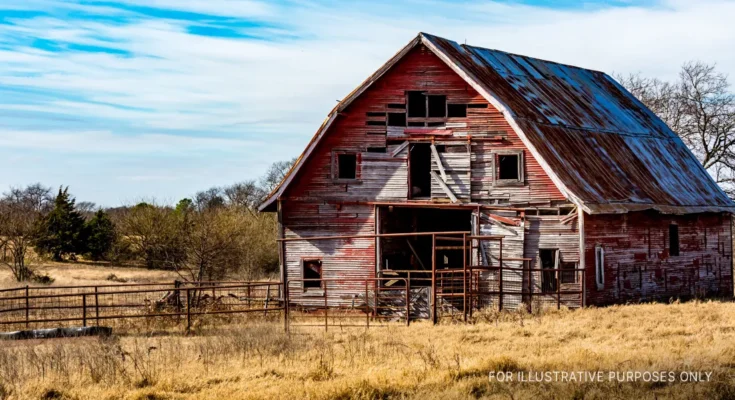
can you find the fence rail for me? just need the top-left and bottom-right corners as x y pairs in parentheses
(0, 281), (283, 332)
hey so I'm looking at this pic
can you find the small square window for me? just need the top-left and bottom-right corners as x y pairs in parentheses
(407, 91), (426, 118)
(336, 153), (357, 180)
(499, 154), (519, 180)
(303, 259), (322, 290)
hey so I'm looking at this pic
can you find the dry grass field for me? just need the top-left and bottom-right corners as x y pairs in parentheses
(1, 300), (735, 400)
(0, 262), (178, 289)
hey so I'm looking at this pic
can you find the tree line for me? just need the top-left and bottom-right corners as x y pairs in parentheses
(0, 159), (294, 283)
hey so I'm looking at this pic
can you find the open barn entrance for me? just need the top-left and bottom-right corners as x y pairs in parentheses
(378, 206), (472, 287)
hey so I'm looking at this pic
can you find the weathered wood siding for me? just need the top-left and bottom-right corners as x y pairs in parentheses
(284, 44), (565, 205)
(584, 212), (733, 305)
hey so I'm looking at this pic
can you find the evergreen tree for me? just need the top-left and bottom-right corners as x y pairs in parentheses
(33, 187), (87, 261)
(85, 210), (116, 261)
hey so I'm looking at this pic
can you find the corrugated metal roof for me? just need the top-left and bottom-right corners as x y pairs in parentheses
(260, 33), (735, 214)
(422, 33), (735, 214)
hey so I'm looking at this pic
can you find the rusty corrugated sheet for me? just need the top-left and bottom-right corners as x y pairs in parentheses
(422, 33), (735, 214)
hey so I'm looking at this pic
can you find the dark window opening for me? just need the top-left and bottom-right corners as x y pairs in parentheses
(467, 103), (488, 108)
(366, 111), (385, 117)
(561, 262), (577, 284)
(407, 91), (426, 118)
(427, 121), (445, 127)
(303, 259), (322, 289)
(540, 249), (558, 293)
(448, 104), (467, 118)
(538, 209), (559, 216)
(409, 143), (431, 198)
(367, 147), (386, 153)
(408, 121), (426, 127)
(428, 95), (446, 118)
(366, 131), (387, 135)
(388, 103), (406, 109)
(387, 112), (407, 127)
(498, 154), (520, 180)
(337, 153), (357, 180)
(669, 224), (679, 256)
(366, 120), (385, 126)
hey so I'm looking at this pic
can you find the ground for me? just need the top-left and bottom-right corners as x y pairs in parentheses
(2, 300), (735, 399)
(0, 262), (178, 289)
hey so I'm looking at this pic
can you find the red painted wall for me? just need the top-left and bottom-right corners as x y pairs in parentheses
(584, 211), (733, 305)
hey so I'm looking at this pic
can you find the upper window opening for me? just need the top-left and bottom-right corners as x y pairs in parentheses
(669, 224), (680, 256)
(303, 259), (322, 290)
(448, 104), (467, 118)
(427, 95), (446, 118)
(337, 153), (357, 180)
(498, 154), (520, 180)
(407, 91), (426, 118)
(595, 246), (605, 289)
(387, 112), (407, 127)
(367, 147), (386, 153)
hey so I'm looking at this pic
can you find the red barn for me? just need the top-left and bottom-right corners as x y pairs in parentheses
(260, 33), (734, 318)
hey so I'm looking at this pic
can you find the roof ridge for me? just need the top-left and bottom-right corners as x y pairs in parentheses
(459, 43), (607, 75)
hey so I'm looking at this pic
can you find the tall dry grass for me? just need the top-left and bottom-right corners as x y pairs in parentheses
(2, 300), (735, 399)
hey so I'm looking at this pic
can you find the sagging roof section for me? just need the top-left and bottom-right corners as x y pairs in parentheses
(260, 32), (735, 214)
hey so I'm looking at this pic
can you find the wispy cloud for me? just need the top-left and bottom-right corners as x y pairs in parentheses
(1, 0), (735, 205)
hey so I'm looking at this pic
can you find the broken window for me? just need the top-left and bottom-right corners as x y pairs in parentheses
(595, 245), (605, 289)
(334, 152), (357, 180)
(539, 249), (558, 293)
(560, 262), (577, 284)
(407, 91), (426, 118)
(447, 104), (467, 118)
(366, 120), (386, 126)
(387, 112), (407, 127)
(302, 259), (322, 290)
(669, 224), (679, 256)
(367, 146), (386, 153)
(427, 95), (446, 118)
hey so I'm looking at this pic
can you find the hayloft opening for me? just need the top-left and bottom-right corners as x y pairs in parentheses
(447, 104), (467, 118)
(409, 143), (432, 198)
(387, 112), (407, 127)
(428, 95), (446, 118)
(407, 91), (426, 118)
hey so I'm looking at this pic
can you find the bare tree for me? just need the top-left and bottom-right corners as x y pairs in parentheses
(259, 158), (297, 194)
(0, 184), (51, 281)
(617, 62), (735, 195)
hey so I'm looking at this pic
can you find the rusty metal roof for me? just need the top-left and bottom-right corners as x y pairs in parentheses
(260, 33), (735, 214)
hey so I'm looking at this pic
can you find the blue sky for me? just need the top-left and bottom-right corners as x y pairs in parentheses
(1, 0), (735, 206)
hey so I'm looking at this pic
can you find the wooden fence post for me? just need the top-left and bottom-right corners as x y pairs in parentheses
(365, 280), (369, 328)
(431, 234), (436, 324)
(82, 294), (87, 327)
(94, 286), (100, 326)
(186, 288), (191, 333)
(324, 282), (328, 332)
(405, 278), (410, 327)
(25, 285), (29, 329)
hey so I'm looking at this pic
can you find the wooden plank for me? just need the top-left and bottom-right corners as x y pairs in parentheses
(391, 141), (409, 157)
(430, 144), (448, 182)
(430, 171), (458, 203)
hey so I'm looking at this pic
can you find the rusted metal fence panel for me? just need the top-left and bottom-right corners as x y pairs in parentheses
(0, 282), (283, 333)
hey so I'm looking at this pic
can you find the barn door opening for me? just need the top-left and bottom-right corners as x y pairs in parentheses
(409, 143), (431, 199)
(540, 249), (558, 293)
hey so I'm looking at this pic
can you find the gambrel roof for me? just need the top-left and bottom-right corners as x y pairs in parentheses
(260, 33), (735, 214)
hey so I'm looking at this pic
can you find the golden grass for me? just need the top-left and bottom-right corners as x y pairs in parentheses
(2, 300), (735, 399)
(0, 262), (178, 289)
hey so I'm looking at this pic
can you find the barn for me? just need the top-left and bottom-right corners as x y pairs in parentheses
(260, 33), (734, 320)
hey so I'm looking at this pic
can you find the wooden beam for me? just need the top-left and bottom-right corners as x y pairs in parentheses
(430, 171), (458, 203)
(430, 144), (447, 182)
(406, 239), (427, 270)
(391, 141), (409, 157)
